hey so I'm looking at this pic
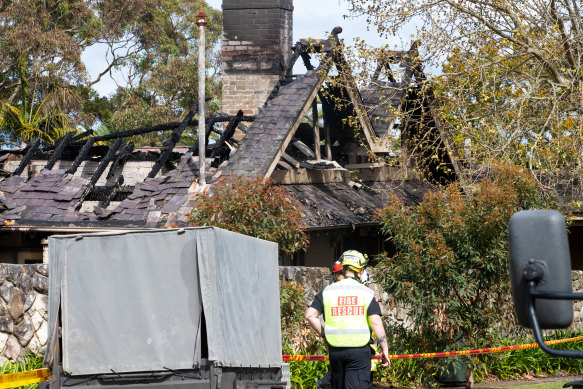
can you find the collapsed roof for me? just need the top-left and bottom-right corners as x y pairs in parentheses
(0, 28), (453, 230)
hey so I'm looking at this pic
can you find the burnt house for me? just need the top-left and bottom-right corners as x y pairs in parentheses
(0, 0), (455, 267)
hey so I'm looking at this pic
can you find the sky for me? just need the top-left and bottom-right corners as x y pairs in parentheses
(207, 0), (408, 46)
(83, 0), (417, 97)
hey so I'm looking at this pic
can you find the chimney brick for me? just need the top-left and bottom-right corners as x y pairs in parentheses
(221, 0), (293, 115)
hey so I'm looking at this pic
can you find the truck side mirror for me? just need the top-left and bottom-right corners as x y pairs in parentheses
(509, 210), (583, 358)
(509, 209), (573, 329)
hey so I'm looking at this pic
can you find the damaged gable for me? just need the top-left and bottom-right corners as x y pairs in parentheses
(0, 28), (443, 232)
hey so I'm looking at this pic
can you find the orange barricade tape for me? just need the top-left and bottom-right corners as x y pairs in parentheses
(0, 368), (52, 389)
(282, 335), (583, 362)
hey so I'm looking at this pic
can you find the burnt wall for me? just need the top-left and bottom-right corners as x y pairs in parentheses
(221, 0), (293, 115)
(222, 0), (293, 74)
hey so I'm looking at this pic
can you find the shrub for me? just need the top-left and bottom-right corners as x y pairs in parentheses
(189, 175), (308, 254)
(374, 163), (556, 385)
(280, 281), (328, 388)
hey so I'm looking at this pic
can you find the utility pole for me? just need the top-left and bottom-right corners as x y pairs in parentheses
(196, 9), (207, 190)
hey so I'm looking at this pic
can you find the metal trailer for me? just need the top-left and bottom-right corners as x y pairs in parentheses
(40, 227), (287, 389)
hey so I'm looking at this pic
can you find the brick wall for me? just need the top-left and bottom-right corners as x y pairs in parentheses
(221, 0), (293, 115)
(222, 74), (281, 115)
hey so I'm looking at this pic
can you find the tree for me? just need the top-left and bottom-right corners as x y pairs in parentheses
(100, 0), (223, 144)
(0, 0), (94, 146)
(0, 0), (222, 147)
(188, 175), (309, 255)
(345, 0), (583, 196)
(374, 164), (555, 387)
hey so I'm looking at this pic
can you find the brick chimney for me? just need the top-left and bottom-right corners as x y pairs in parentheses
(221, 0), (293, 116)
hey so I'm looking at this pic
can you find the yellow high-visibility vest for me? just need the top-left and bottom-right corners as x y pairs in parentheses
(323, 278), (374, 347)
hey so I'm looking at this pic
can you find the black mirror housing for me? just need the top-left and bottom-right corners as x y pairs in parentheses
(508, 210), (574, 329)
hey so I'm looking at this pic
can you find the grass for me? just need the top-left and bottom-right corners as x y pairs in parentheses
(0, 354), (44, 389)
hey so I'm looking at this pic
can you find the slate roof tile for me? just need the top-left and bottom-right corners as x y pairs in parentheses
(140, 184), (158, 192)
(223, 72), (321, 178)
(54, 202), (73, 210)
(124, 208), (147, 215)
(136, 201), (150, 209)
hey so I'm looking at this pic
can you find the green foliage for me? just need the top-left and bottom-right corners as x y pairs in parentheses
(289, 360), (329, 389)
(373, 357), (427, 388)
(0, 99), (74, 146)
(280, 281), (329, 388)
(280, 281), (308, 350)
(189, 176), (309, 254)
(96, 0), (223, 142)
(0, 0), (222, 146)
(0, 354), (44, 389)
(481, 330), (583, 380)
(374, 163), (555, 384)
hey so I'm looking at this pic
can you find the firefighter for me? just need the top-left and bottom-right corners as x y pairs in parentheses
(306, 250), (390, 389)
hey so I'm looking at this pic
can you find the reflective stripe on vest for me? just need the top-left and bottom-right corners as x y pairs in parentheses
(322, 278), (374, 347)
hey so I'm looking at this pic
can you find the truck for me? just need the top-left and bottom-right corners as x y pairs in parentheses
(39, 227), (288, 389)
(508, 210), (583, 386)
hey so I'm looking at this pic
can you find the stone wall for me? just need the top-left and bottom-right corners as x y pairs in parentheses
(282, 267), (583, 330)
(2, 264), (583, 362)
(0, 264), (48, 364)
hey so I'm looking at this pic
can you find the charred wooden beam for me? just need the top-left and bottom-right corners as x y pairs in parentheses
(70, 121), (193, 147)
(70, 115), (256, 148)
(45, 132), (75, 170)
(65, 138), (96, 175)
(75, 138), (121, 210)
(43, 130), (94, 151)
(99, 142), (135, 208)
(300, 52), (315, 71)
(105, 142), (135, 183)
(268, 41), (315, 103)
(282, 152), (301, 169)
(211, 110), (243, 158)
(189, 112), (255, 154)
(315, 27), (342, 74)
(372, 63), (383, 81)
(285, 42), (305, 77)
(237, 121), (249, 134)
(190, 115), (217, 155)
(318, 91), (333, 160)
(72, 129), (94, 142)
(384, 62), (397, 83)
(210, 110), (244, 167)
(293, 140), (316, 159)
(312, 100), (321, 160)
(277, 160), (293, 170)
(212, 114), (255, 122)
(399, 41), (420, 88)
(299, 38), (325, 52)
(147, 105), (198, 179)
(372, 60), (396, 83)
(13, 139), (41, 176)
(408, 41), (426, 83)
